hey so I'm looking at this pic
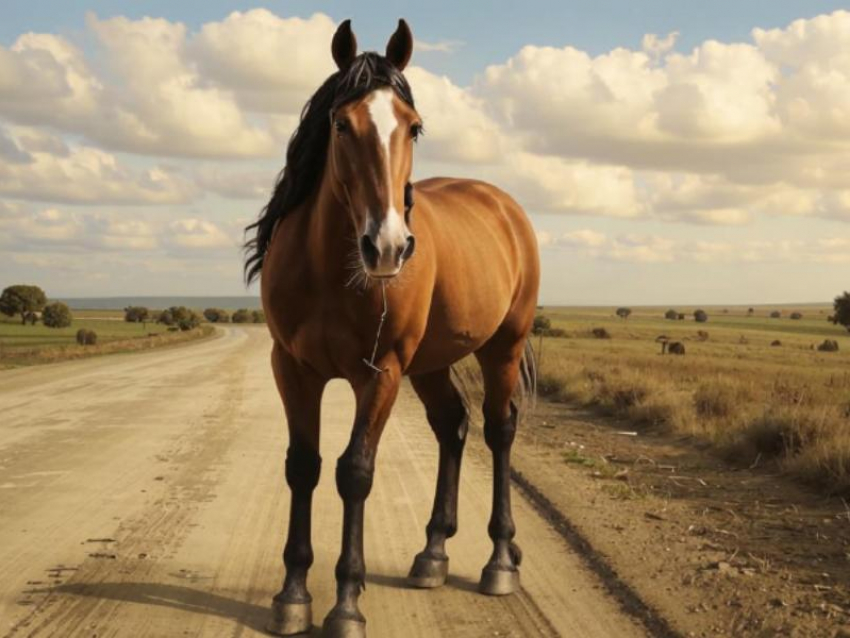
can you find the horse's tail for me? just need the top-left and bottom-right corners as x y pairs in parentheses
(518, 338), (537, 414)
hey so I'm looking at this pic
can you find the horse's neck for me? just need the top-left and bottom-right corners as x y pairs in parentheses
(305, 169), (357, 286)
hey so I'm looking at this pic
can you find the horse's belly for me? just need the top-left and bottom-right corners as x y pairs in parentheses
(406, 299), (506, 374)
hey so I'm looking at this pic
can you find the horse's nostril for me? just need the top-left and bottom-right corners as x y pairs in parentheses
(402, 235), (416, 260)
(359, 234), (380, 268)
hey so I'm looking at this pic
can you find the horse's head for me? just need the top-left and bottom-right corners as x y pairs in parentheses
(329, 20), (421, 279)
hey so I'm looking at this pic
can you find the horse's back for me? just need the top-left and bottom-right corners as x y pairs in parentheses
(406, 177), (539, 373)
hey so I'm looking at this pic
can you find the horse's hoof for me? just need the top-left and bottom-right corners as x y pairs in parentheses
(408, 554), (448, 588)
(479, 567), (520, 596)
(322, 616), (366, 638)
(267, 600), (312, 635)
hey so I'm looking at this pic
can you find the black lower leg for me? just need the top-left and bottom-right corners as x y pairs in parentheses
(275, 445), (321, 605)
(327, 448), (374, 623)
(422, 403), (467, 558)
(483, 402), (519, 571)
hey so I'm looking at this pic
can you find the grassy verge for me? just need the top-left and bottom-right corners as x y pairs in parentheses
(525, 306), (850, 495)
(458, 304), (850, 496)
(0, 317), (216, 368)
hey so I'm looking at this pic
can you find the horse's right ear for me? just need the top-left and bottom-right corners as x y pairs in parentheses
(332, 20), (358, 70)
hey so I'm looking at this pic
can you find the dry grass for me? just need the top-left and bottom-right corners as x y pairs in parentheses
(522, 306), (850, 495)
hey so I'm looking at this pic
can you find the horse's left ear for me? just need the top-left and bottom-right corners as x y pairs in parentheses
(385, 19), (413, 71)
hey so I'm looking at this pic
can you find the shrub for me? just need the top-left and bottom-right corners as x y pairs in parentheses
(696, 330), (709, 341)
(616, 307), (632, 320)
(42, 302), (72, 328)
(591, 327), (611, 339)
(76, 328), (97, 345)
(771, 340), (782, 346)
(818, 339), (839, 352)
(790, 312), (803, 320)
(232, 308), (252, 323)
(252, 309), (266, 323)
(532, 314), (551, 335)
(664, 309), (678, 320)
(677, 313), (685, 321)
(667, 342), (685, 355)
(156, 306), (199, 330)
(203, 308), (230, 323)
(124, 306), (149, 323)
(770, 310), (781, 319)
(694, 309), (708, 323)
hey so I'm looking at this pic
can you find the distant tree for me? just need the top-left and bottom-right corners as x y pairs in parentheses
(251, 309), (266, 323)
(0, 285), (47, 324)
(232, 308), (252, 323)
(532, 315), (552, 335)
(42, 302), (72, 328)
(770, 310), (781, 319)
(747, 308), (755, 316)
(832, 292), (850, 332)
(790, 312), (803, 320)
(203, 308), (230, 323)
(616, 307), (632, 320)
(156, 309), (174, 326)
(76, 328), (97, 345)
(722, 308), (729, 314)
(124, 306), (150, 324)
(664, 309), (678, 320)
(694, 309), (708, 323)
(677, 313), (686, 321)
(591, 327), (611, 339)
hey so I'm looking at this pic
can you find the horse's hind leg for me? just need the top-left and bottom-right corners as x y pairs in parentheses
(407, 368), (468, 588)
(268, 344), (325, 636)
(475, 336), (525, 596)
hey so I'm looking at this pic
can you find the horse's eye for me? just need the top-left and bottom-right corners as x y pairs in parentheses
(410, 123), (423, 141)
(334, 119), (349, 134)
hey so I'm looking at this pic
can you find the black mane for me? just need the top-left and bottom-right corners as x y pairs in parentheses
(243, 52), (416, 284)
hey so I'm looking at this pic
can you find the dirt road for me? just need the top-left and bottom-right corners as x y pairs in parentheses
(0, 326), (645, 637)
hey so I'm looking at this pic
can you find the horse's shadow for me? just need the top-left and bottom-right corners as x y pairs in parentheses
(54, 581), (289, 634)
(53, 571), (477, 635)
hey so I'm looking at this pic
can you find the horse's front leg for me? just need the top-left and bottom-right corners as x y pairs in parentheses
(323, 360), (401, 638)
(268, 344), (326, 636)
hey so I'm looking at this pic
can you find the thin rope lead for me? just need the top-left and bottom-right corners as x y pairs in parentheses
(363, 280), (388, 374)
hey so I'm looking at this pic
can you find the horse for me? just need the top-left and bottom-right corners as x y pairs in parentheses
(245, 19), (540, 637)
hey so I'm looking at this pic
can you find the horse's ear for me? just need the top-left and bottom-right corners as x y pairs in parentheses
(332, 19), (358, 70)
(385, 19), (413, 71)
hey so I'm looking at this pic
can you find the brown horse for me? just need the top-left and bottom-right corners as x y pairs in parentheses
(245, 19), (539, 638)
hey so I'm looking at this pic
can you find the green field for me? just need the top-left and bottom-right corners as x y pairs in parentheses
(528, 304), (850, 495)
(0, 313), (211, 368)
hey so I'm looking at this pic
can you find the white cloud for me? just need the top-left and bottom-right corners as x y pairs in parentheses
(166, 218), (235, 250)
(0, 133), (196, 205)
(416, 39), (464, 54)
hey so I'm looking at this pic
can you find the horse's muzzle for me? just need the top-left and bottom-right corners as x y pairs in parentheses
(359, 234), (415, 277)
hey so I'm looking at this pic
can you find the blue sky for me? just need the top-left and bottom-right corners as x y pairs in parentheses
(1, 3), (850, 303)
(5, 0), (848, 83)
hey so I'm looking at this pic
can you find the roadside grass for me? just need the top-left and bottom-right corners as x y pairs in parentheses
(524, 305), (850, 496)
(0, 316), (215, 368)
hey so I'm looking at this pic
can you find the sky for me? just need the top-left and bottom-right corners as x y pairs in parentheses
(1, 2), (850, 304)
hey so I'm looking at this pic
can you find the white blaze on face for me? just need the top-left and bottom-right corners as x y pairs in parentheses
(366, 89), (409, 266)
